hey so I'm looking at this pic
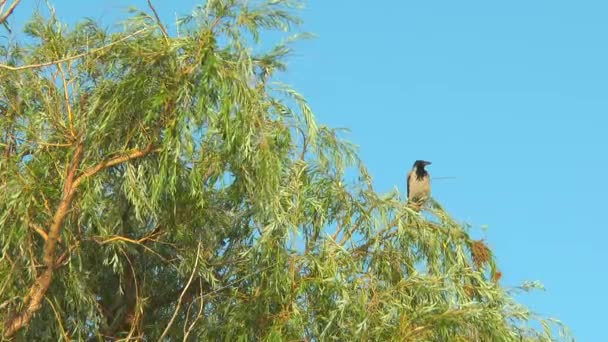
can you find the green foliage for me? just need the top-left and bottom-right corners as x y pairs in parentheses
(0, 1), (572, 340)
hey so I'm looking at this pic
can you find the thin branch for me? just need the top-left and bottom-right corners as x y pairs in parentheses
(8, 135), (74, 149)
(296, 126), (307, 161)
(338, 208), (373, 246)
(157, 242), (202, 342)
(330, 220), (343, 242)
(39, 141), (74, 147)
(29, 223), (49, 241)
(56, 63), (75, 137)
(183, 279), (204, 342)
(45, 297), (69, 341)
(202, 263), (277, 299)
(0, 0), (20, 25)
(98, 233), (157, 245)
(121, 251), (141, 341)
(93, 232), (168, 263)
(432, 176), (457, 181)
(72, 143), (155, 189)
(147, 0), (169, 44)
(0, 255), (16, 299)
(30, 223), (63, 243)
(0, 28), (149, 71)
(53, 240), (82, 270)
(350, 213), (407, 254)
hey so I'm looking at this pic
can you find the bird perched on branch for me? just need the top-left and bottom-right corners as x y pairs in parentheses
(407, 160), (431, 211)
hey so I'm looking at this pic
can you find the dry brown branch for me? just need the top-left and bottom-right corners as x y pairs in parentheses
(0, 28), (149, 71)
(471, 240), (491, 269)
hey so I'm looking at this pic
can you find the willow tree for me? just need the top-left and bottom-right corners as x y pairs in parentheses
(0, 1), (571, 341)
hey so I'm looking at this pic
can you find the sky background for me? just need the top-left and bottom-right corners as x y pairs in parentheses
(6, 1), (607, 340)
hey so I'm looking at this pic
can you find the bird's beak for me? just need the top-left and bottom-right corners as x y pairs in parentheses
(424, 161), (432, 166)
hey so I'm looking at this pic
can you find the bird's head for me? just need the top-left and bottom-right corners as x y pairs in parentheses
(413, 160), (432, 169)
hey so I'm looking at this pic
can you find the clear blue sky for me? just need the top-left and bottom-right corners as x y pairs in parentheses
(7, 1), (607, 340)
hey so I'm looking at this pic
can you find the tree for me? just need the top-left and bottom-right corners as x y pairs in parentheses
(0, 1), (572, 340)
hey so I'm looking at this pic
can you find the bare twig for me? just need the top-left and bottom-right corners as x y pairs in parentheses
(93, 230), (168, 263)
(146, 0), (169, 44)
(183, 279), (204, 341)
(158, 242), (202, 342)
(56, 63), (75, 137)
(122, 251), (141, 341)
(0, 0), (20, 25)
(432, 176), (456, 181)
(30, 223), (63, 243)
(45, 297), (69, 341)
(98, 233), (157, 245)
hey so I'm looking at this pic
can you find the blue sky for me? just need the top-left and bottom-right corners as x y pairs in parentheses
(6, 1), (606, 340)
(293, 2), (606, 340)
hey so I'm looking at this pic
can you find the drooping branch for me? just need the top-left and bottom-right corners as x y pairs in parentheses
(3, 143), (157, 338)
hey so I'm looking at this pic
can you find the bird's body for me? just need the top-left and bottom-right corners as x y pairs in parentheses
(407, 160), (431, 211)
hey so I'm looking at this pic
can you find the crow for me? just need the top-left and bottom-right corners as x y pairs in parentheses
(407, 160), (431, 211)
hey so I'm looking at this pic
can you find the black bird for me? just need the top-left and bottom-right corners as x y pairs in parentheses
(407, 160), (432, 211)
